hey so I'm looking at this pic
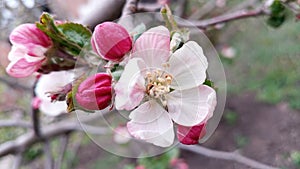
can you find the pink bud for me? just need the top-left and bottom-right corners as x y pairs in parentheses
(177, 123), (206, 145)
(91, 22), (132, 62)
(10, 23), (52, 55)
(76, 73), (112, 110)
(6, 24), (52, 78)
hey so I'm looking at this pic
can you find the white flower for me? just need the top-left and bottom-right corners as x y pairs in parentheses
(35, 71), (74, 116)
(114, 26), (217, 147)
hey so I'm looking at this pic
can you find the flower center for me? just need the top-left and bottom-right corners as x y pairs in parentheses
(145, 69), (173, 105)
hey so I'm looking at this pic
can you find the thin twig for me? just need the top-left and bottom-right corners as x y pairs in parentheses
(43, 140), (53, 169)
(0, 120), (31, 128)
(179, 144), (279, 169)
(66, 133), (84, 169)
(31, 77), (41, 137)
(0, 121), (108, 157)
(122, 0), (140, 17)
(137, 3), (161, 12)
(12, 153), (23, 169)
(179, 7), (268, 29)
(54, 134), (69, 169)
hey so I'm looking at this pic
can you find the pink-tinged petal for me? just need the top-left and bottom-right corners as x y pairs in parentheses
(168, 41), (208, 90)
(23, 45), (48, 62)
(129, 100), (164, 123)
(127, 100), (175, 147)
(7, 46), (25, 61)
(6, 58), (44, 78)
(167, 85), (216, 126)
(132, 26), (170, 68)
(177, 123), (206, 145)
(114, 58), (145, 111)
(76, 73), (112, 110)
(91, 22), (132, 61)
(8, 46), (46, 63)
(10, 23), (52, 48)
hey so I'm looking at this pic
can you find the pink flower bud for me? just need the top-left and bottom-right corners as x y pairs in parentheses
(177, 123), (206, 145)
(76, 73), (112, 110)
(91, 22), (132, 62)
(6, 23), (52, 78)
(9, 23), (52, 54)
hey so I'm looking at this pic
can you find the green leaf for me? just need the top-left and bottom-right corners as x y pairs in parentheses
(57, 23), (92, 48)
(36, 13), (90, 55)
(267, 0), (286, 28)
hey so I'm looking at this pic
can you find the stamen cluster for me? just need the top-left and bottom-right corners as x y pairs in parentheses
(145, 69), (173, 105)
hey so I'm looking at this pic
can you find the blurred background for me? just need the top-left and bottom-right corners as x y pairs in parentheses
(0, 0), (300, 168)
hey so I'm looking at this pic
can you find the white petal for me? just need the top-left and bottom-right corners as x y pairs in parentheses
(35, 71), (74, 116)
(114, 58), (146, 111)
(167, 85), (216, 126)
(132, 26), (170, 68)
(8, 46), (25, 61)
(129, 100), (163, 123)
(168, 41), (208, 90)
(39, 100), (67, 116)
(8, 46), (46, 62)
(35, 71), (74, 100)
(127, 100), (174, 147)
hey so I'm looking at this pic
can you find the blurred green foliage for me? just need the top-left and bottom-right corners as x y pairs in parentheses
(224, 110), (238, 125)
(91, 154), (120, 169)
(267, 0), (286, 28)
(235, 135), (249, 148)
(291, 151), (300, 168)
(23, 144), (43, 163)
(225, 18), (300, 109)
(137, 148), (179, 169)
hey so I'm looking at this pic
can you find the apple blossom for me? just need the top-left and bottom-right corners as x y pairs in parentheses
(35, 71), (74, 116)
(75, 73), (112, 110)
(114, 26), (217, 147)
(6, 23), (52, 78)
(91, 22), (132, 62)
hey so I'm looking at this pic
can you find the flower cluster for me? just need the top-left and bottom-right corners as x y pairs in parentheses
(76, 22), (217, 147)
(5, 13), (217, 148)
